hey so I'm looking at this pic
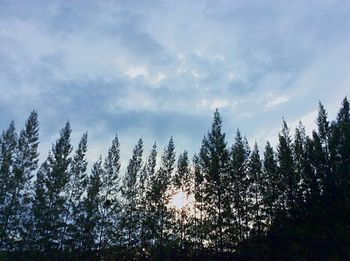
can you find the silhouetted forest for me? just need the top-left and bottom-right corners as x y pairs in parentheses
(0, 97), (349, 261)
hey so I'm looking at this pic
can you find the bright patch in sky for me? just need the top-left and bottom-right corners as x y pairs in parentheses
(265, 95), (290, 110)
(124, 66), (149, 79)
(170, 191), (187, 209)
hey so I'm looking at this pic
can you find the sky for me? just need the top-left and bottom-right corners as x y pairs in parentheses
(1, 0), (350, 168)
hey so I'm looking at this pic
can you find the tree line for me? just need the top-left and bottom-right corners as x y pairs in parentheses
(0, 97), (349, 260)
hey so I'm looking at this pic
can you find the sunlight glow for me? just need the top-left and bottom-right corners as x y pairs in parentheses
(170, 190), (187, 209)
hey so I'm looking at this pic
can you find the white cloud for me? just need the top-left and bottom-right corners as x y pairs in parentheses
(264, 95), (290, 110)
(212, 54), (224, 61)
(211, 99), (229, 110)
(150, 72), (166, 85)
(199, 98), (230, 111)
(191, 70), (205, 79)
(124, 65), (149, 79)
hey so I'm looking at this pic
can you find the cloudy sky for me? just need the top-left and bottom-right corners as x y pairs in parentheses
(1, 0), (350, 166)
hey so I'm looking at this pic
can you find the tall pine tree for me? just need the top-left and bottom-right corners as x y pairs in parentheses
(60, 132), (88, 251)
(199, 110), (229, 255)
(81, 158), (103, 253)
(14, 111), (40, 250)
(173, 150), (192, 254)
(247, 142), (263, 236)
(140, 143), (157, 250)
(99, 134), (121, 251)
(228, 129), (250, 243)
(32, 122), (72, 253)
(261, 142), (279, 226)
(277, 120), (297, 217)
(148, 137), (175, 257)
(0, 121), (18, 249)
(121, 138), (143, 249)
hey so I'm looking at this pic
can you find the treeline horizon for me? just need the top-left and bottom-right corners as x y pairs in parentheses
(0, 97), (349, 260)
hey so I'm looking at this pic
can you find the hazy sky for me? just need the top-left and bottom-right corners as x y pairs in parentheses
(1, 0), (350, 166)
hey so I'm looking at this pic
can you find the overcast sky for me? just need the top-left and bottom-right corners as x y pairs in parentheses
(1, 0), (350, 167)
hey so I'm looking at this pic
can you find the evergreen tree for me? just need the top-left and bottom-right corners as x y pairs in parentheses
(192, 154), (205, 253)
(303, 135), (321, 204)
(158, 137), (176, 251)
(277, 120), (297, 217)
(173, 150), (192, 254)
(32, 122), (72, 253)
(336, 97), (350, 194)
(330, 97), (350, 255)
(0, 121), (18, 249)
(14, 111), (40, 250)
(121, 138), (143, 249)
(81, 158), (103, 253)
(293, 122), (307, 209)
(0, 113), (39, 251)
(60, 132), (88, 251)
(199, 110), (229, 255)
(148, 137), (175, 257)
(315, 103), (332, 197)
(99, 134), (121, 251)
(317, 102), (330, 148)
(261, 142), (279, 226)
(32, 161), (49, 251)
(247, 142), (263, 236)
(174, 151), (191, 196)
(140, 143), (157, 250)
(310, 132), (327, 195)
(228, 129), (250, 243)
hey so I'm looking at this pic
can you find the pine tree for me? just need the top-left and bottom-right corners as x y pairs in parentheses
(332, 97), (350, 239)
(317, 102), (330, 148)
(159, 137), (176, 251)
(261, 142), (279, 226)
(173, 150), (192, 254)
(0, 113), (39, 251)
(99, 134), (121, 251)
(32, 161), (49, 251)
(247, 142), (263, 236)
(277, 119), (297, 217)
(293, 122), (307, 210)
(228, 129), (250, 243)
(148, 137), (175, 256)
(315, 103), (332, 197)
(174, 151), (191, 195)
(0, 121), (18, 249)
(192, 154), (205, 253)
(303, 135), (321, 204)
(60, 132), (88, 251)
(140, 143), (157, 250)
(81, 158), (103, 253)
(336, 97), (350, 193)
(121, 138), (143, 249)
(32, 122), (72, 253)
(14, 111), (40, 250)
(199, 110), (229, 255)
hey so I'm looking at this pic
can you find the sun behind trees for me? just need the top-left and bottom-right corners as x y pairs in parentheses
(0, 97), (349, 260)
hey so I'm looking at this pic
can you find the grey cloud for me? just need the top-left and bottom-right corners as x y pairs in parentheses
(1, 0), (350, 166)
(113, 21), (173, 65)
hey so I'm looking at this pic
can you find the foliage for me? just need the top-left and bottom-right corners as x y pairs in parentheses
(0, 97), (350, 260)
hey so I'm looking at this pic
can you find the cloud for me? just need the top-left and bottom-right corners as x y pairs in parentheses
(0, 0), (350, 168)
(124, 66), (149, 79)
(265, 95), (290, 110)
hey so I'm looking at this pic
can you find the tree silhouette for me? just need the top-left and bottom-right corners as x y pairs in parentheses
(0, 97), (349, 260)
